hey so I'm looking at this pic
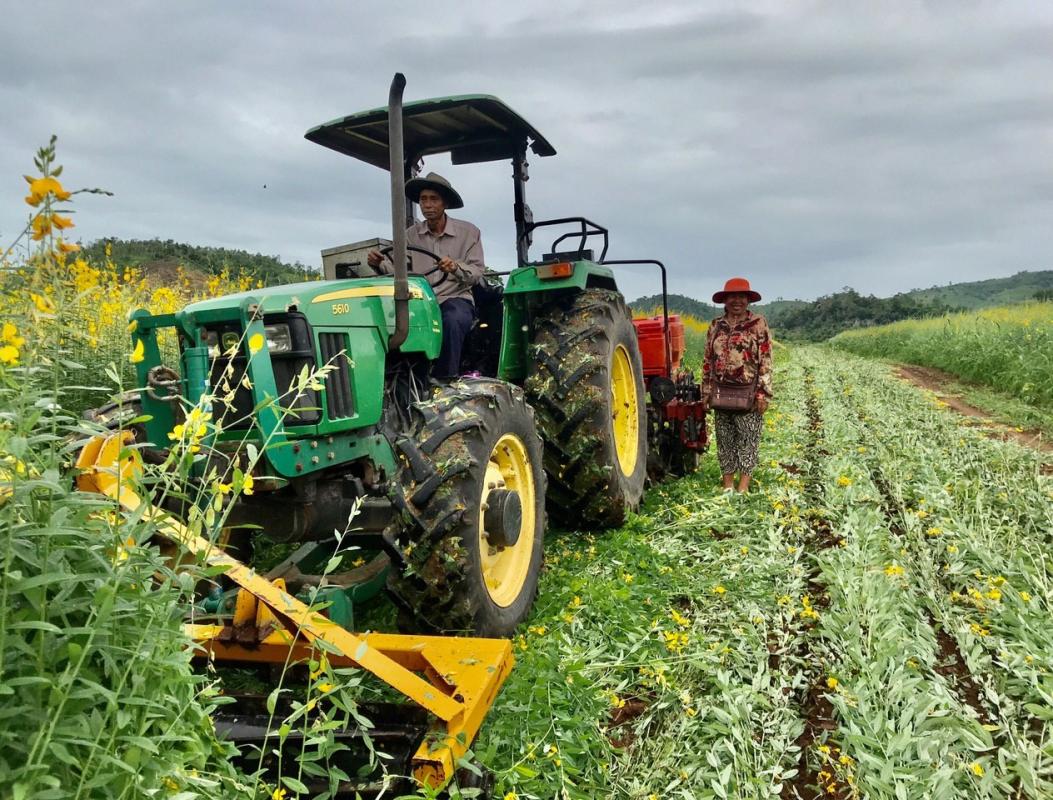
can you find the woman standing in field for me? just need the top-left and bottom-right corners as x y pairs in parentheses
(703, 277), (773, 493)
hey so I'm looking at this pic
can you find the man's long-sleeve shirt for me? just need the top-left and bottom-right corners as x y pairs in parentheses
(702, 311), (774, 401)
(378, 216), (485, 304)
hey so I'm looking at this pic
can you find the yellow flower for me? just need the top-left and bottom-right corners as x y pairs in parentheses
(0, 345), (19, 365)
(1, 323), (23, 346)
(670, 608), (690, 627)
(23, 175), (71, 205)
(884, 564), (905, 577)
(662, 630), (689, 653)
(916, 509), (929, 519)
(318, 682), (334, 693)
(242, 473), (255, 496)
(712, 585), (726, 595)
(528, 625), (547, 636)
(969, 762), (984, 777)
(129, 339), (145, 364)
(1020, 591), (1031, 602)
(504, 793), (518, 800)
(836, 476), (852, 487)
(986, 588), (1001, 602)
(30, 292), (55, 314)
(826, 676), (838, 689)
(51, 213), (74, 230)
(947, 544), (959, 554)
(272, 788), (287, 800)
(622, 572), (634, 584)
(927, 526), (942, 537)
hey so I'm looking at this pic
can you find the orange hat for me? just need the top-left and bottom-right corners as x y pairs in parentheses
(712, 277), (761, 304)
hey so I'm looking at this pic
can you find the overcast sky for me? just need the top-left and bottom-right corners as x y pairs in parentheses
(3, 1), (1051, 303)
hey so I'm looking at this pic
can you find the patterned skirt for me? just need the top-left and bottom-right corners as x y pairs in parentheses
(714, 409), (764, 475)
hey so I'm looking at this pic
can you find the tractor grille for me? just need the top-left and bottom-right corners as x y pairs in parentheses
(319, 332), (354, 419)
(206, 315), (320, 429)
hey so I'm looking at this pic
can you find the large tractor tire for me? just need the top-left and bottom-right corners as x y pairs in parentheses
(385, 379), (546, 637)
(525, 289), (647, 528)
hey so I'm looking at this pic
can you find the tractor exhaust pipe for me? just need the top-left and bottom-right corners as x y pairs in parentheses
(387, 72), (410, 351)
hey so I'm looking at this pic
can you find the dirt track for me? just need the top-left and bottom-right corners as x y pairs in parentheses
(895, 364), (1052, 456)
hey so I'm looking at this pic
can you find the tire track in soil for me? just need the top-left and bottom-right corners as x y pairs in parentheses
(780, 369), (841, 800)
(895, 365), (1052, 466)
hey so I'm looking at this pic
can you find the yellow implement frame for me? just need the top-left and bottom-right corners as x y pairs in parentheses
(75, 432), (514, 789)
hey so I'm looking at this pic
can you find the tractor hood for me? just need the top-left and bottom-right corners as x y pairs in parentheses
(179, 276), (439, 339)
(183, 276), (427, 317)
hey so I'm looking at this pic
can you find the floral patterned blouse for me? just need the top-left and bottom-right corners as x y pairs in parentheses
(702, 311), (774, 402)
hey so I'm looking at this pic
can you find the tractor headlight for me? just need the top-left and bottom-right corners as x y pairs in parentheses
(264, 323), (293, 354)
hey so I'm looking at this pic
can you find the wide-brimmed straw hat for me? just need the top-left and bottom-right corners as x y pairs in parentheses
(405, 171), (464, 209)
(712, 277), (761, 304)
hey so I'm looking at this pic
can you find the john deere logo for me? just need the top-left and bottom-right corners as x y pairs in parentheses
(222, 331), (240, 352)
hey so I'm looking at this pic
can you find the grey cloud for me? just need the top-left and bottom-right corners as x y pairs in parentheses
(1, 1), (1051, 304)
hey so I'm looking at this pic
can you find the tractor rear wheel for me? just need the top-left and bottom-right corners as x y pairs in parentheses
(526, 289), (647, 528)
(385, 379), (546, 637)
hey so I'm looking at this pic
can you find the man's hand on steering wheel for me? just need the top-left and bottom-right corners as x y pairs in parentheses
(375, 244), (449, 286)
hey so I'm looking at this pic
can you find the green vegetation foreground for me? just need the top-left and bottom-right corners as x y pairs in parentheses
(478, 347), (1051, 799)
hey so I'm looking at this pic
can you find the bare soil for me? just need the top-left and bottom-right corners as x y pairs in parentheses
(895, 365), (1052, 456)
(138, 259), (211, 291)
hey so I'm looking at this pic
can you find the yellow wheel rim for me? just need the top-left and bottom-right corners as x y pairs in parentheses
(479, 433), (536, 608)
(611, 344), (640, 477)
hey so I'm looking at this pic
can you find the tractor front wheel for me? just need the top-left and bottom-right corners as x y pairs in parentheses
(385, 379), (546, 637)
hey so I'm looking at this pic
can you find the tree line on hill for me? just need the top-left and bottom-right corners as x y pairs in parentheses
(80, 238), (315, 285)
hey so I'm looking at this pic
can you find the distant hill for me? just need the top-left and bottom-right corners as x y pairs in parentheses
(81, 238), (316, 286)
(631, 270), (1052, 341)
(904, 270), (1053, 309)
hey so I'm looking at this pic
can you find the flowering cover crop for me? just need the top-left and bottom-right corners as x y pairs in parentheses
(830, 303), (1053, 409)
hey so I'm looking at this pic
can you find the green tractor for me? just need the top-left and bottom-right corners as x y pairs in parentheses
(93, 73), (706, 639)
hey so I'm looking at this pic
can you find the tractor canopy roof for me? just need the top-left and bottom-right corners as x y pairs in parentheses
(305, 94), (556, 169)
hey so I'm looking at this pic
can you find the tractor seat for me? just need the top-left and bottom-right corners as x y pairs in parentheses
(461, 273), (504, 376)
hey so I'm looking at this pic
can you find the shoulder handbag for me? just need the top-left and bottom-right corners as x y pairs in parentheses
(710, 376), (758, 412)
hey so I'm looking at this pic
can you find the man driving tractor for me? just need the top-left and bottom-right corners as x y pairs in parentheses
(368, 171), (484, 378)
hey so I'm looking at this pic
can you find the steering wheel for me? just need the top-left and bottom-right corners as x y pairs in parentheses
(379, 244), (449, 287)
